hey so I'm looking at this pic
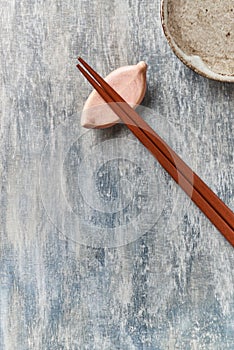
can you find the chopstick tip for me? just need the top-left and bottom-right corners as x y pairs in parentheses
(76, 64), (85, 74)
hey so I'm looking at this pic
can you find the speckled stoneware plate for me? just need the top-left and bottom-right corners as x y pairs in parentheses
(161, 0), (234, 82)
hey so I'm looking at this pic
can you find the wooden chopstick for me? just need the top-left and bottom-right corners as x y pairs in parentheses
(77, 58), (234, 247)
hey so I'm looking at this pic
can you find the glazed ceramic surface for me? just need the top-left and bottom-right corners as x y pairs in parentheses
(161, 0), (234, 82)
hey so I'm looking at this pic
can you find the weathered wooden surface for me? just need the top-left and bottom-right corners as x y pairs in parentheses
(0, 0), (233, 349)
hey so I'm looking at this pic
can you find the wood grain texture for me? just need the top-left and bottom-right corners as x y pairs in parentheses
(0, 0), (233, 349)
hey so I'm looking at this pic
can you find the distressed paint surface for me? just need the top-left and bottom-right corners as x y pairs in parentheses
(0, 0), (233, 349)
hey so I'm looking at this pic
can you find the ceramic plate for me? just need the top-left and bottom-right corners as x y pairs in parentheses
(161, 0), (234, 82)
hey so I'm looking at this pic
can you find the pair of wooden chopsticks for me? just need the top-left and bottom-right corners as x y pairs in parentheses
(77, 57), (234, 247)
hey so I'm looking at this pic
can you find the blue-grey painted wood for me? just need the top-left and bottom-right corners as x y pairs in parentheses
(0, 0), (233, 349)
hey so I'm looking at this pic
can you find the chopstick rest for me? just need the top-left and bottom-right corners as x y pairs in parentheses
(81, 62), (147, 129)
